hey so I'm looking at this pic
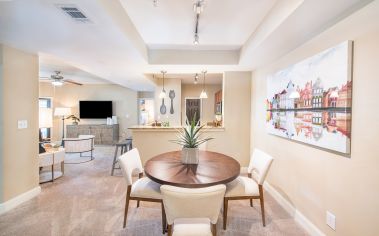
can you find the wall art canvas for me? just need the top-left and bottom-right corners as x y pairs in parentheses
(266, 41), (352, 155)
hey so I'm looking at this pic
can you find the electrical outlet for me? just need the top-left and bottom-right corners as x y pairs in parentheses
(17, 120), (28, 129)
(326, 211), (336, 230)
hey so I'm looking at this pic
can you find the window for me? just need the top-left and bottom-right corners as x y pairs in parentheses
(138, 98), (155, 125)
(39, 98), (51, 108)
(39, 97), (52, 140)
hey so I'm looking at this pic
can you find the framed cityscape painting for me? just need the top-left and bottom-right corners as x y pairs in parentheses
(266, 41), (352, 155)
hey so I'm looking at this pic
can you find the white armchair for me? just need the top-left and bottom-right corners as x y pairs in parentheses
(62, 135), (94, 163)
(161, 184), (226, 236)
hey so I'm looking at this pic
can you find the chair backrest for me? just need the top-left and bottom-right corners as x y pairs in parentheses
(247, 149), (274, 185)
(161, 184), (226, 225)
(63, 136), (94, 153)
(118, 148), (143, 186)
(78, 135), (95, 147)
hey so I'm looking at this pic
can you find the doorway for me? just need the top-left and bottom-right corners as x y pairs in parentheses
(185, 98), (201, 124)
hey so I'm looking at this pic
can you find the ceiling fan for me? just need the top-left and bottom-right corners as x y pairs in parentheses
(40, 71), (83, 86)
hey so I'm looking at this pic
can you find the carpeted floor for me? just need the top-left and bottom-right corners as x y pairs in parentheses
(0, 146), (308, 236)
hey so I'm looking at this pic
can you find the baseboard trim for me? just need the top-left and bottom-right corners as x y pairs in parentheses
(264, 182), (325, 236)
(0, 186), (41, 215)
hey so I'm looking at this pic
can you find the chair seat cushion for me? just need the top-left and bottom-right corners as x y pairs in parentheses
(173, 218), (212, 236)
(130, 177), (162, 199)
(225, 176), (259, 197)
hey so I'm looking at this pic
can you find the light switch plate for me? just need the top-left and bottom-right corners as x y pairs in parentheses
(326, 211), (336, 230)
(17, 120), (28, 129)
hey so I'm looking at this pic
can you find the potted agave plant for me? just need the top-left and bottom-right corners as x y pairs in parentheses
(170, 114), (213, 164)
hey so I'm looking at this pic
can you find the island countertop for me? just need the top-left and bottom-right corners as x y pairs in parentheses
(129, 125), (225, 132)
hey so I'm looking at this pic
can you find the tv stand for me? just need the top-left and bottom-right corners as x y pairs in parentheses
(66, 124), (119, 145)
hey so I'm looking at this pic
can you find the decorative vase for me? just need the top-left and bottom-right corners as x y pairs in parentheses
(181, 147), (199, 164)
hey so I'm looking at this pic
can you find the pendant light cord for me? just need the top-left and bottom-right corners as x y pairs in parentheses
(202, 71), (206, 90)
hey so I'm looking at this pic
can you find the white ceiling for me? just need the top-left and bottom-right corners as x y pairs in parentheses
(120, 0), (276, 49)
(150, 73), (223, 85)
(0, 0), (374, 91)
(39, 53), (109, 84)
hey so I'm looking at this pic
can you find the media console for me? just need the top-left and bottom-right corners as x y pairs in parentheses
(66, 124), (119, 145)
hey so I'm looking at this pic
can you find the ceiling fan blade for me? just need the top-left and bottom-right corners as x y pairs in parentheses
(64, 79), (83, 86)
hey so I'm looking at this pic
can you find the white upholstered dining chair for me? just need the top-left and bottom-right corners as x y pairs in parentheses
(223, 148), (274, 229)
(118, 148), (166, 233)
(161, 184), (226, 236)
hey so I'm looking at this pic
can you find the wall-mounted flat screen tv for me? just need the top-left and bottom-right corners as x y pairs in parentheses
(79, 101), (112, 119)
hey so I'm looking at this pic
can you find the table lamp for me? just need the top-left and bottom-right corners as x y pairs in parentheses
(54, 107), (71, 139)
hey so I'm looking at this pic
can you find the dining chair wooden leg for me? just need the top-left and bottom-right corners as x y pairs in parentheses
(161, 203), (167, 234)
(211, 223), (217, 236)
(223, 198), (228, 230)
(123, 188), (131, 228)
(51, 165), (54, 182)
(137, 200), (140, 208)
(167, 224), (173, 236)
(61, 161), (65, 175)
(250, 199), (253, 207)
(259, 185), (266, 227)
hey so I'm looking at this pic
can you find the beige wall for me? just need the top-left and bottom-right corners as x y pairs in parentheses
(39, 83), (138, 141)
(250, 1), (379, 235)
(137, 91), (154, 99)
(154, 78), (181, 126)
(181, 84), (222, 125)
(0, 45), (39, 202)
(133, 71), (251, 166)
(0, 45), (3, 202)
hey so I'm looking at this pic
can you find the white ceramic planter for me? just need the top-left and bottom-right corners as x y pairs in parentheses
(181, 147), (199, 164)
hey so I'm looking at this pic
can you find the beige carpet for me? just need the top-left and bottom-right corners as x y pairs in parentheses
(0, 146), (308, 236)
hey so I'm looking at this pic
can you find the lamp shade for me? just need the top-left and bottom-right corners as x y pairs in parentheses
(39, 108), (53, 128)
(54, 107), (71, 116)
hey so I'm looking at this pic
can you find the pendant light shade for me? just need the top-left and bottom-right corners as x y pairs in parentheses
(200, 90), (208, 99)
(159, 90), (166, 99)
(159, 71), (167, 98)
(289, 91), (300, 99)
(199, 70), (208, 99)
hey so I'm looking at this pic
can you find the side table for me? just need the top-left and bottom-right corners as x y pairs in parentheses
(38, 147), (65, 184)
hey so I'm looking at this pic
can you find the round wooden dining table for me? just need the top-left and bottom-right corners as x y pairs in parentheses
(144, 150), (241, 188)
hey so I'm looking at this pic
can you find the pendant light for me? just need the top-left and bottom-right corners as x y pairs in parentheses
(159, 71), (167, 99)
(194, 73), (199, 84)
(199, 70), (208, 99)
